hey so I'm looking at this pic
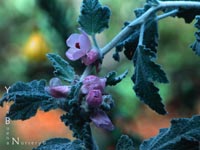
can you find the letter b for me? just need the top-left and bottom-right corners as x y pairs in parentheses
(5, 117), (10, 125)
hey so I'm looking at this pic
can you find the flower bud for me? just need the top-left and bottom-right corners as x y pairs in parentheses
(45, 77), (70, 98)
(86, 89), (102, 107)
(81, 75), (106, 94)
(82, 49), (99, 65)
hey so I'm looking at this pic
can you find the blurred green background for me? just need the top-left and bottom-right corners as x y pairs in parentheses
(0, 0), (199, 150)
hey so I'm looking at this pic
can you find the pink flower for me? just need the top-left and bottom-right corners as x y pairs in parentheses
(45, 78), (70, 98)
(90, 110), (114, 131)
(65, 30), (99, 65)
(86, 89), (102, 107)
(66, 31), (91, 60)
(81, 75), (106, 94)
(82, 49), (98, 65)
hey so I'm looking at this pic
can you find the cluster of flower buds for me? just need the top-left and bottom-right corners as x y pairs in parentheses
(81, 75), (114, 131)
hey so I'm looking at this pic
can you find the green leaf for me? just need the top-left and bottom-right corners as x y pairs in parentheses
(143, 18), (158, 53)
(33, 138), (86, 150)
(147, 0), (159, 6)
(67, 82), (82, 105)
(191, 16), (200, 56)
(47, 53), (75, 82)
(161, 0), (200, 23)
(105, 70), (128, 86)
(78, 0), (111, 35)
(116, 135), (135, 150)
(114, 29), (139, 61)
(114, 7), (158, 61)
(135, 7), (158, 53)
(133, 45), (168, 114)
(133, 45), (168, 84)
(140, 115), (200, 150)
(0, 80), (59, 120)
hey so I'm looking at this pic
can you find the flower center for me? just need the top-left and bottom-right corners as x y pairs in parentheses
(75, 42), (80, 49)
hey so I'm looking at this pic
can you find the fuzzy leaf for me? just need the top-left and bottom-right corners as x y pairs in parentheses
(135, 7), (158, 53)
(0, 80), (59, 120)
(33, 138), (86, 150)
(133, 45), (168, 114)
(116, 135), (135, 150)
(143, 19), (158, 53)
(47, 53), (75, 82)
(191, 16), (200, 56)
(114, 7), (158, 61)
(133, 45), (168, 83)
(67, 82), (82, 105)
(78, 0), (111, 35)
(106, 70), (128, 86)
(114, 29), (139, 61)
(161, 0), (200, 23)
(140, 115), (200, 150)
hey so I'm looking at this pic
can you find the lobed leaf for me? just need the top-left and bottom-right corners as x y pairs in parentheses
(132, 45), (168, 114)
(105, 70), (128, 86)
(114, 6), (158, 61)
(133, 45), (168, 84)
(78, 0), (111, 35)
(161, 0), (200, 23)
(33, 138), (86, 150)
(47, 53), (75, 82)
(191, 16), (200, 56)
(140, 115), (200, 150)
(116, 135), (135, 150)
(0, 80), (61, 120)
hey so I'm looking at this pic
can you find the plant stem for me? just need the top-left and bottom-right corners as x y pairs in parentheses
(156, 9), (179, 21)
(101, 1), (200, 56)
(138, 23), (145, 46)
(80, 65), (93, 81)
(92, 35), (100, 50)
(80, 1), (200, 79)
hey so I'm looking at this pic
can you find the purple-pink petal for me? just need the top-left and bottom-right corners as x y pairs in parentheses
(82, 49), (98, 65)
(79, 34), (91, 52)
(49, 86), (70, 98)
(66, 33), (80, 48)
(81, 75), (106, 94)
(86, 89), (102, 107)
(45, 78), (70, 98)
(66, 47), (86, 60)
(90, 110), (114, 131)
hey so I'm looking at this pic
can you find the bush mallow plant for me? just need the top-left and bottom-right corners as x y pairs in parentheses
(1, 0), (200, 149)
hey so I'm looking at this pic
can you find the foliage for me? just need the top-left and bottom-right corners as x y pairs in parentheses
(46, 53), (75, 83)
(0, 80), (59, 120)
(0, 0), (200, 150)
(105, 70), (128, 86)
(140, 115), (200, 150)
(33, 138), (86, 150)
(78, 0), (111, 35)
(116, 135), (135, 150)
(191, 16), (200, 56)
(132, 45), (168, 114)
